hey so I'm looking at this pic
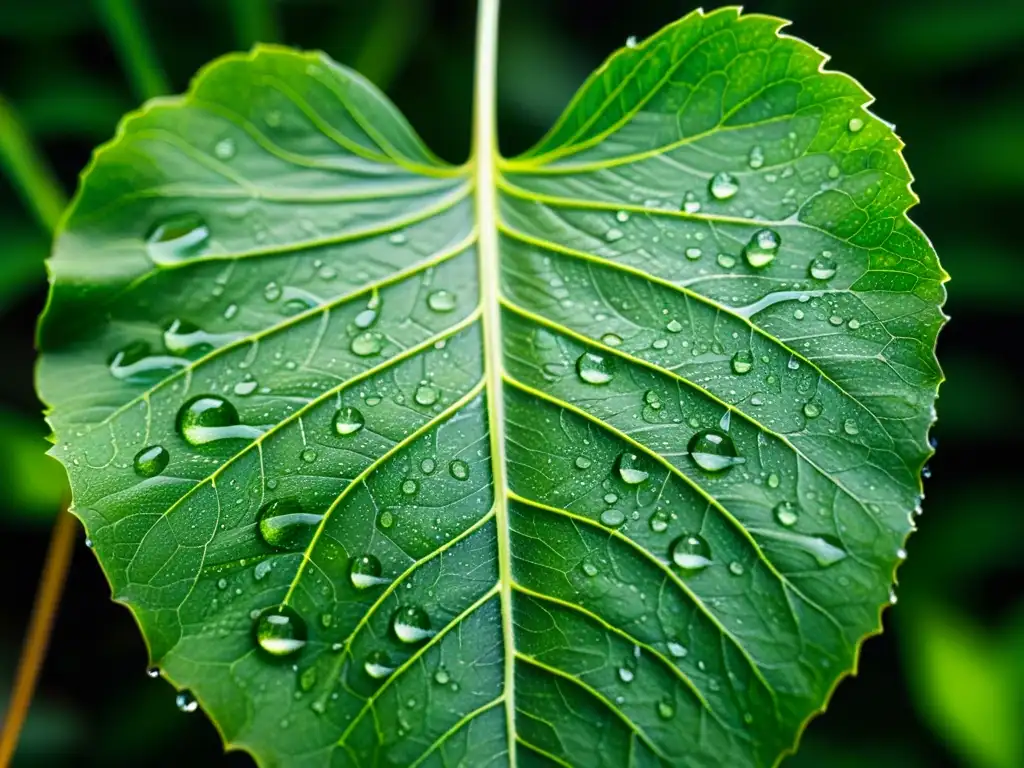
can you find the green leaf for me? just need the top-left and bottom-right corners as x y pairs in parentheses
(36, 6), (945, 766)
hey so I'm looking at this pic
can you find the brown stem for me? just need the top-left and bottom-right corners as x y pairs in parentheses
(0, 508), (78, 767)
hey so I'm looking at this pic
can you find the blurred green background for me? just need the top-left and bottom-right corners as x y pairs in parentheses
(1, 0), (1021, 765)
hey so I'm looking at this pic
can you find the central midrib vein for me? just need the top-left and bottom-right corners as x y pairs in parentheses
(472, 0), (517, 764)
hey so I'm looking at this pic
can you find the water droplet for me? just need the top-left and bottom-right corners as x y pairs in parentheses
(300, 666), (318, 691)
(254, 560), (272, 580)
(803, 401), (822, 419)
(748, 146), (765, 169)
(682, 191), (701, 214)
(378, 509), (394, 529)
(688, 429), (744, 472)
(731, 350), (754, 375)
(744, 229), (781, 268)
(107, 341), (186, 383)
(658, 699), (675, 719)
(708, 172), (739, 200)
(848, 117), (864, 132)
(581, 561), (599, 577)
(728, 561), (745, 576)
(146, 214), (210, 265)
(333, 406), (365, 436)
(354, 309), (378, 329)
(434, 667), (451, 685)
(666, 319), (683, 333)
(649, 509), (670, 533)
(575, 456), (592, 470)
(263, 282), (282, 302)
(364, 650), (394, 679)
(349, 554), (390, 589)
(401, 479), (419, 496)
(258, 499), (323, 549)
(84, 537), (94, 549)
(391, 606), (433, 643)
(427, 290), (457, 313)
(133, 445), (169, 477)
(300, 447), (318, 463)
(615, 210), (630, 223)
(448, 459), (470, 481)
(809, 254), (837, 280)
(685, 247), (702, 260)
(600, 508), (626, 527)
(670, 534), (713, 571)
(216, 577), (227, 590)
(605, 227), (624, 242)
(175, 691), (198, 713)
(793, 309), (805, 320)
(176, 395), (260, 445)
(389, 232), (407, 245)
(214, 138), (236, 160)
(756, 528), (847, 566)
(843, 418), (859, 436)
(350, 332), (384, 357)
(576, 352), (613, 385)
(617, 667), (634, 683)
(146, 666), (160, 679)
(625, 36), (638, 48)
(774, 501), (799, 527)
(414, 383), (440, 406)
(601, 333), (622, 347)
(162, 318), (223, 357)
(616, 452), (649, 485)
(420, 458), (436, 474)
(716, 253), (736, 269)
(234, 379), (257, 396)
(667, 641), (688, 658)
(767, 472), (780, 488)
(254, 605), (307, 657)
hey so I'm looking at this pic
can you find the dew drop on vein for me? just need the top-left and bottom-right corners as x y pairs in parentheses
(258, 499), (323, 549)
(176, 395), (262, 445)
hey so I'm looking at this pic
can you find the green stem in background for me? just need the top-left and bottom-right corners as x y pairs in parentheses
(94, 0), (169, 101)
(229, 0), (278, 47)
(355, 0), (424, 91)
(0, 95), (66, 233)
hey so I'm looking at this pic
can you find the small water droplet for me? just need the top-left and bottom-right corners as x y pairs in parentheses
(615, 210), (630, 222)
(601, 333), (622, 347)
(575, 456), (592, 470)
(576, 352), (613, 385)
(378, 509), (394, 529)
(688, 429), (744, 472)
(748, 146), (765, 169)
(427, 290), (457, 313)
(716, 253), (736, 269)
(146, 214), (210, 265)
(175, 691), (198, 713)
(728, 561), (745, 576)
(364, 650), (394, 679)
(300, 447), (318, 463)
(214, 138), (236, 160)
(767, 472), (780, 488)
(744, 229), (781, 268)
(657, 699), (675, 719)
(332, 406), (365, 436)
(666, 319), (683, 333)
(757, 528), (847, 566)
(708, 172), (739, 200)
(605, 227), (624, 242)
(685, 247), (702, 260)
(667, 641), (688, 658)
(349, 554), (389, 589)
(803, 401), (822, 419)
(234, 379), (257, 396)
(263, 282), (282, 302)
(617, 667), (634, 683)
(682, 191), (701, 214)
(809, 254), (837, 280)
(414, 383), (440, 406)
(354, 308), (378, 329)
(670, 534), (713, 571)
(434, 667), (451, 685)
(582, 561), (599, 577)
(146, 666), (160, 679)
(258, 499), (323, 549)
(848, 117), (865, 133)
(600, 508), (626, 527)
(616, 452), (649, 484)
(350, 332), (384, 357)
(391, 606), (433, 643)
(448, 459), (470, 481)
(401, 478), (419, 496)
(774, 501), (799, 527)
(133, 445), (169, 477)
(254, 605), (307, 657)
(843, 418), (859, 436)
(420, 457), (436, 474)
(731, 350), (754, 375)
(649, 509), (670, 533)
(625, 35), (637, 48)
(389, 232), (407, 245)
(107, 341), (186, 383)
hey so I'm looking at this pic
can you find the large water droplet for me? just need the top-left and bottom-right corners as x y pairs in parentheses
(176, 395), (260, 445)
(576, 352), (613, 385)
(600, 508), (626, 527)
(391, 606), (433, 643)
(773, 501), (799, 527)
(350, 332), (384, 357)
(708, 172), (739, 200)
(616, 452), (649, 485)
(146, 214), (210, 265)
(448, 459), (470, 481)
(364, 650), (394, 679)
(254, 605), (307, 657)
(133, 445), (169, 478)
(688, 429), (744, 472)
(175, 691), (198, 713)
(162, 318), (225, 357)
(427, 290), (457, 313)
(808, 254), (837, 280)
(333, 406), (365, 436)
(258, 499), (323, 549)
(731, 350), (753, 375)
(744, 229), (781, 268)
(755, 529), (847, 567)
(349, 554), (390, 589)
(670, 534), (713, 571)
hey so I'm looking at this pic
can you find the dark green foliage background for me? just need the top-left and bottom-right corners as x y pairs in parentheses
(0, 1), (1020, 766)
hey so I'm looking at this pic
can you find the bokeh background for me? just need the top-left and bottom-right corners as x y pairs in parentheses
(1, 0), (1021, 766)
